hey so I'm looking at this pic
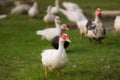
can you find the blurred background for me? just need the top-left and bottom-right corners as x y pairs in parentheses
(0, 0), (120, 80)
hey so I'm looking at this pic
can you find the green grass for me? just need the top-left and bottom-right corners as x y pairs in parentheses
(0, 0), (120, 80)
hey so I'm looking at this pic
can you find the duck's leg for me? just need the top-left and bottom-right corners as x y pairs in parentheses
(45, 67), (48, 76)
(89, 38), (93, 42)
(98, 39), (102, 45)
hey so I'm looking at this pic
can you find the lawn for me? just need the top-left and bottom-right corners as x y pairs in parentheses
(0, 0), (120, 80)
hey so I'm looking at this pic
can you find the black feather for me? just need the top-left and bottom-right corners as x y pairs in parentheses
(86, 20), (96, 30)
(51, 36), (69, 49)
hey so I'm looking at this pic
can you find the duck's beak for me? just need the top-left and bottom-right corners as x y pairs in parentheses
(66, 38), (71, 43)
(66, 27), (69, 30)
(64, 24), (69, 30)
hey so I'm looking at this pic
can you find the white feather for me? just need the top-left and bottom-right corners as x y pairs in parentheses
(36, 16), (61, 41)
(60, 8), (87, 24)
(41, 35), (69, 72)
(62, 1), (83, 12)
(28, 1), (38, 18)
(43, 6), (55, 24)
(51, 0), (60, 14)
(0, 14), (7, 19)
(114, 16), (120, 32)
(11, 4), (30, 14)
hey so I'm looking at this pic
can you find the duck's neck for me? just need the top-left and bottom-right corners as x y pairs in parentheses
(47, 9), (51, 14)
(58, 40), (65, 53)
(55, 22), (60, 28)
(55, 0), (59, 8)
(94, 16), (101, 23)
(33, 2), (38, 8)
(55, 22), (61, 35)
(47, 11), (50, 14)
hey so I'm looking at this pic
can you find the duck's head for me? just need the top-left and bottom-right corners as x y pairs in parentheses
(33, 1), (38, 8)
(95, 8), (102, 17)
(55, 16), (61, 23)
(47, 5), (52, 12)
(61, 24), (69, 31)
(60, 34), (71, 42)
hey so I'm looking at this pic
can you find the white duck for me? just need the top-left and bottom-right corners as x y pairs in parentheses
(37, 23), (69, 41)
(114, 16), (120, 33)
(77, 8), (104, 35)
(41, 33), (71, 76)
(10, 1), (31, 14)
(60, 8), (87, 24)
(0, 14), (7, 19)
(43, 5), (56, 25)
(51, 0), (60, 14)
(37, 16), (63, 41)
(62, 1), (83, 12)
(77, 19), (89, 36)
(86, 8), (106, 44)
(28, 1), (38, 18)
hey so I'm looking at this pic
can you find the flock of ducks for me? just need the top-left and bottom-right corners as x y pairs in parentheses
(10, 0), (38, 19)
(0, 0), (120, 76)
(10, 1), (31, 14)
(36, 0), (106, 76)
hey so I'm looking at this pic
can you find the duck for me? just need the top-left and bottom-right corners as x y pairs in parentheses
(51, 0), (60, 15)
(41, 33), (71, 76)
(86, 8), (106, 44)
(62, 1), (83, 12)
(51, 24), (70, 49)
(60, 8), (87, 24)
(114, 16), (120, 33)
(36, 16), (61, 41)
(10, 1), (31, 14)
(43, 5), (56, 25)
(28, 1), (38, 18)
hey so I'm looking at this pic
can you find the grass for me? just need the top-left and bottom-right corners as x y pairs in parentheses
(0, 0), (120, 80)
